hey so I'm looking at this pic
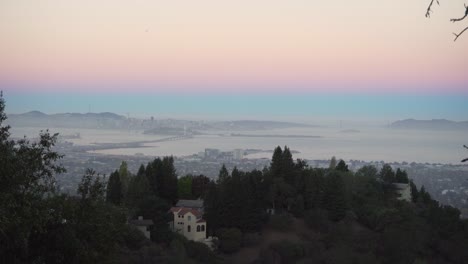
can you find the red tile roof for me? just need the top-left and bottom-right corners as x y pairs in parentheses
(170, 206), (205, 220)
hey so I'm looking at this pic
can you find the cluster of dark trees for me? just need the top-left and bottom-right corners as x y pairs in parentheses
(0, 94), (217, 263)
(2, 92), (468, 263)
(203, 146), (468, 263)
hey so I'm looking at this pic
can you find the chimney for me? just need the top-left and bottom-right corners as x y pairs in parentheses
(138, 216), (143, 220)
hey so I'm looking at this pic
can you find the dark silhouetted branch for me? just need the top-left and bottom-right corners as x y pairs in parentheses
(463, 145), (468, 162)
(426, 0), (439, 18)
(451, 4), (468, 22)
(453, 26), (468, 41)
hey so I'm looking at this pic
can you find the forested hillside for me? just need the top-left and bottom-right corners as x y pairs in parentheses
(2, 94), (468, 264)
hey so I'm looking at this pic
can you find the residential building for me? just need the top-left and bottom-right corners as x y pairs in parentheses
(129, 216), (153, 239)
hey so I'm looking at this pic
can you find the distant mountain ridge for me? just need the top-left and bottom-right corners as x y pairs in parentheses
(390, 119), (468, 130)
(6, 111), (313, 132)
(6, 111), (127, 129)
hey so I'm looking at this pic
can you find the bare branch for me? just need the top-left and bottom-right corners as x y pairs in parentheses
(453, 26), (468, 41)
(463, 145), (468, 162)
(426, 0), (440, 18)
(450, 4), (468, 22)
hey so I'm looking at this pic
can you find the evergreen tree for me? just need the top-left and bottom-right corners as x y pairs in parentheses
(282, 146), (296, 185)
(136, 164), (145, 177)
(271, 146), (283, 177)
(336, 160), (349, 172)
(126, 169), (151, 207)
(146, 157), (178, 204)
(356, 165), (378, 178)
(395, 168), (409, 183)
(329, 156), (337, 170)
(191, 175), (210, 199)
(106, 170), (122, 205)
(322, 171), (347, 221)
(118, 161), (130, 198)
(410, 180), (419, 203)
(204, 181), (221, 235)
(217, 164), (229, 184)
(303, 169), (324, 210)
(0, 93), (65, 262)
(178, 175), (193, 199)
(380, 164), (395, 184)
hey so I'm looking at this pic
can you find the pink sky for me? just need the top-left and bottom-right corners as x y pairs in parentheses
(1, 0), (467, 94)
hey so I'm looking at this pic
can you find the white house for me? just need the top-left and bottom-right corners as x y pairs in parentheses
(170, 200), (206, 242)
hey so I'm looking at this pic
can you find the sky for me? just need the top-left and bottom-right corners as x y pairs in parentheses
(1, 0), (467, 119)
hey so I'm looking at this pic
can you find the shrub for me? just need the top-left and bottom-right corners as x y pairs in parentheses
(304, 209), (330, 233)
(216, 228), (242, 254)
(268, 213), (293, 231)
(269, 240), (305, 263)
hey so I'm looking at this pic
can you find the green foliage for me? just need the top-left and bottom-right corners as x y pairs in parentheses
(269, 240), (305, 263)
(270, 146), (283, 177)
(395, 168), (409, 183)
(134, 195), (172, 243)
(304, 208), (330, 233)
(380, 164), (395, 184)
(322, 171), (347, 221)
(126, 170), (151, 208)
(268, 213), (293, 231)
(335, 160), (349, 172)
(356, 165), (378, 178)
(119, 161), (130, 198)
(106, 170), (123, 205)
(191, 174), (210, 199)
(217, 164), (229, 184)
(145, 156), (178, 205)
(410, 180), (419, 203)
(178, 175), (193, 199)
(216, 228), (242, 253)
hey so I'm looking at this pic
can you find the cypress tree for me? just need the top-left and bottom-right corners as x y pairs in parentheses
(106, 170), (122, 205)
(322, 171), (347, 221)
(271, 146), (283, 177)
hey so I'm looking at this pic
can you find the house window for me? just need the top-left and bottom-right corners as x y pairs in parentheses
(187, 225), (191, 232)
(188, 216), (191, 221)
(201, 225), (205, 231)
(197, 225), (200, 232)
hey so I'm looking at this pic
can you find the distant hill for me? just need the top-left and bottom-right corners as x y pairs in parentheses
(6, 111), (127, 129)
(390, 119), (468, 130)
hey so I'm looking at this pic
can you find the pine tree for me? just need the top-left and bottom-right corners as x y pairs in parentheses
(322, 171), (347, 221)
(178, 175), (193, 199)
(282, 146), (296, 185)
(329, 156), (337, 170)
(410, 180), (419, 203)
(217, 164), (229, 184)
(395, 168), (409, 183)
(336, 160), (349, 172)
(118, 161), (130, 200)
(106, 170), (122, 205)
(380, 164), (395, 184)
(270, 146), (283, 177)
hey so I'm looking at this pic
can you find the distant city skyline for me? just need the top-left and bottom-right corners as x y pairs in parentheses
(4, 93), (468, 122)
